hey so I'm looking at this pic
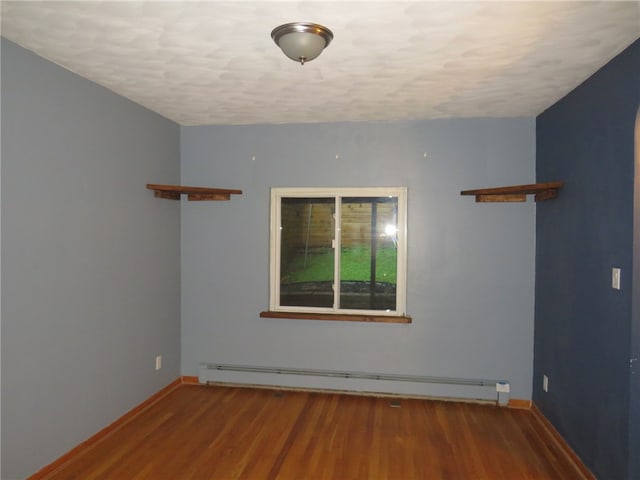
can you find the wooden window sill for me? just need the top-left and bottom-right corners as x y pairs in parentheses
(260, 311), (412, 324)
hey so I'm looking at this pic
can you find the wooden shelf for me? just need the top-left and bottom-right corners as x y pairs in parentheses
(147, 184), (242, 201)
(460, 181), (563, 203)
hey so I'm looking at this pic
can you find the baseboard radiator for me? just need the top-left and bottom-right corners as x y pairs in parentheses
(199, 363), (511, 405)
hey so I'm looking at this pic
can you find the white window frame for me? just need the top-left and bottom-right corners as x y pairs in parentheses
(269, 187), (408, 317)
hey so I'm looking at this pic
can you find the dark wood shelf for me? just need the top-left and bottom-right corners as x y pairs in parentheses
(460, 181), (563, 203)
(147, 184), (242, 201)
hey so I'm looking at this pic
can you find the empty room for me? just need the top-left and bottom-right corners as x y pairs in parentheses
(2, 2), (640, 479)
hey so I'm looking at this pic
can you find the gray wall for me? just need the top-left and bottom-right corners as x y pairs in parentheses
(1, 39), (181, 479)
(181, 118), (536, 400)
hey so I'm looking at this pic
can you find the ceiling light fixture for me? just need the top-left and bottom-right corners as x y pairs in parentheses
(271, 22), (334, 65)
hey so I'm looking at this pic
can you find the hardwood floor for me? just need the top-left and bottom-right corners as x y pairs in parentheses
(41, 385), (589, 479)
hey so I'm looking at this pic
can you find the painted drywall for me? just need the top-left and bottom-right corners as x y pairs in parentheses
(181, 118), (536, 401)
(1, 39), (181, 479)
(535, 39), (640, 480)
(632, 105), (640, 480)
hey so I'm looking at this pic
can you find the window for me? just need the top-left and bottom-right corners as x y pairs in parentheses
(267, 187), (408, 320)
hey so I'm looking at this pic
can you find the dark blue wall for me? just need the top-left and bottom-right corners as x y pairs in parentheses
(535, 39), (640, 480)
(629, 100), (640, 480)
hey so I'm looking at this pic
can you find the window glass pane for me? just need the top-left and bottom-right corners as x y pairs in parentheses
(340, 197), (398, 311)
(280, 197), (335, 308)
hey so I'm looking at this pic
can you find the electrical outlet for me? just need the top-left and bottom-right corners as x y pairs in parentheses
(155, 355), (162, 371)
(543, 374), (549, 393)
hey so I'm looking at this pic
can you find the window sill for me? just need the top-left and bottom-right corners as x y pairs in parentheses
(259, 311), (412, 324)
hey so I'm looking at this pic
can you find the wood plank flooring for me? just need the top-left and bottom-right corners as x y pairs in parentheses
(41, 385), (588, 480)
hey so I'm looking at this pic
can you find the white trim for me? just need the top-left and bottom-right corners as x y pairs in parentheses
(269, 188), (280, 311)
(334, 195), (341, 310)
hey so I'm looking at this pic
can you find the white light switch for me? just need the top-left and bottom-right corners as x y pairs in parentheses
(612, 268), (621, 290)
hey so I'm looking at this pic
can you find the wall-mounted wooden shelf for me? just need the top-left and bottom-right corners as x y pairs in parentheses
(147, 184), (242, 201)
(460, 181), (563, 203)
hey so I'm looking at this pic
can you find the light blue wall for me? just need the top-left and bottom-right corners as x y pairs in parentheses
(180, 118), (536, 400)
(1, 34), (538, 478)
(1, 39), (181, 479)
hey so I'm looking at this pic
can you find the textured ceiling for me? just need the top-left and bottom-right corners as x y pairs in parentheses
(1, 1), (639, 126)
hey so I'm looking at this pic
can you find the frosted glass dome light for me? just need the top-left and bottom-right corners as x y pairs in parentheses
(271, 22), (334, 65)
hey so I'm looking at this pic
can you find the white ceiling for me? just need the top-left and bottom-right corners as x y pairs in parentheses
(1, 1), (639, 126)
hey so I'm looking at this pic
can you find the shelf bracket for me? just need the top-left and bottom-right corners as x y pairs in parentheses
(154, 190), (181, 200)
(476, 194), (526, 203)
